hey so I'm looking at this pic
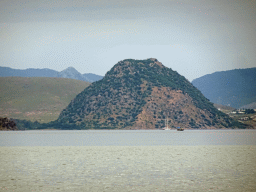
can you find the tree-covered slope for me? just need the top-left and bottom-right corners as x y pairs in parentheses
(192, 68), (256, 109)
(56, 58), (243, 129)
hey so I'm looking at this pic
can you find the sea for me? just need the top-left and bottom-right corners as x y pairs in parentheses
(0, 129), (256, 192)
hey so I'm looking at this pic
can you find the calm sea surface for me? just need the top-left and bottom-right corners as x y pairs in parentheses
(1, 129), (256, 146)
(0, 129), (256, 192)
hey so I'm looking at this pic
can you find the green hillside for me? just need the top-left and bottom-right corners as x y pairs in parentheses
(0, 77), (90, 123)
(55, 58), (243, 130)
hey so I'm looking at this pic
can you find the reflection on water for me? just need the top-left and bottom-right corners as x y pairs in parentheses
(0, 130), (256, 191)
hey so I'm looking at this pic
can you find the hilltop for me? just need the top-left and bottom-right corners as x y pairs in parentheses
(57, 67), (103, 82)
(0, 77), (90, 123)
(55, 58), (243, 129)
(192, 68), (256, 109)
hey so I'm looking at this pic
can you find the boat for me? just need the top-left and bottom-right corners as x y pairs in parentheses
(163, 117), (170, 130)
(177, 127), (184, 131)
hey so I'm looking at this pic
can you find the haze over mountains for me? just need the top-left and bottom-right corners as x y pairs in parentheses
(192, 68), (256, 109)
(0, 66), (103, 83)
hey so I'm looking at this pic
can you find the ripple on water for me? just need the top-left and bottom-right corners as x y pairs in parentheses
(0, 146), (256, 191)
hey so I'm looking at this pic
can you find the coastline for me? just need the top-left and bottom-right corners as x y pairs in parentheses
(1, 127), (254, 131)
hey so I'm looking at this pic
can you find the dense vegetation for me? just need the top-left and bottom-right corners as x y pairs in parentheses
(192, 68), (256, 109)
(244, 109), (255, 114)
(53, 58), (242, 129)
(0, 117), (18, 130)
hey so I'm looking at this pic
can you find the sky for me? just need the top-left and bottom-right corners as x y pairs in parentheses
(0, 0), (255, 81)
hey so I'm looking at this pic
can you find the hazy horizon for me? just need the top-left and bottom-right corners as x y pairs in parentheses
(1, 61), (256, 82)
(1, 0), (256, 81)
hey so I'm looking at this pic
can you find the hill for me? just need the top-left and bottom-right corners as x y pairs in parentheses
(192, 68), (256, 109)
(240, 102), (256, 110)
(55, 58), (243, 130)
(82, 73), (104, 82)
(57, 67), (103, 82)
(57, 67), (88, 81)
(0, 77), (90, 123)
(0, 66), (58, 77)
(0, 66), (103, 83)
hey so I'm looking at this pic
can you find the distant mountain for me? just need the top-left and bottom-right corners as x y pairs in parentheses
(0, 66), (103, 83)
(0, 77), (90, 123)
(192, 68), (256, 109)
(82, 73), (104, 82)
(240, 102), (256, 109)
(53, 58), (243, 130)
(56, 67), (103, 82)
(57, 67), (87, 81)
(0, 66), (58, 77)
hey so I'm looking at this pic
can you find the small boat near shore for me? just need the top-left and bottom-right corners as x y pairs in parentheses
(177, 127), (184, 131)
(162, 118), (184, 131)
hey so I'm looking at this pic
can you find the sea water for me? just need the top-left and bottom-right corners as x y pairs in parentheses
(0, 129), (256, 191)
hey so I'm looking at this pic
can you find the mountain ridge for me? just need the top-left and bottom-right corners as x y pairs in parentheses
(0, 66), (103, 83)
(192, 67), (256, 109)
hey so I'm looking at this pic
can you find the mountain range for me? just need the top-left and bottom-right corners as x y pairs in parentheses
(192, 68), (256, 109)
(0, 66), (103, 83)
(52, 58), (243, 130)
(1, 61), (254, 130)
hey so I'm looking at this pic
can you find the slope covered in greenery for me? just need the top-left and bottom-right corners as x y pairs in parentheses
(56, 58), (242, 129)
(0, 77), (90, 123)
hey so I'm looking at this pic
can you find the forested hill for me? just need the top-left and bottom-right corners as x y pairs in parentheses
(55, 58), (242, 129)
(192, 68), (256, 109)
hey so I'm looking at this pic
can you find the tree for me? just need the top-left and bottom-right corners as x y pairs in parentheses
(245, 109), (255, 114)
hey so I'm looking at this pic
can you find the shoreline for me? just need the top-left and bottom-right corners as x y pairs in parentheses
(1, 127), (255, 131)
(1, 128), (255, 132)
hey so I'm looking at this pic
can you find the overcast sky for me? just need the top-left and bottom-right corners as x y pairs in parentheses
(0, 0), (255, 81)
